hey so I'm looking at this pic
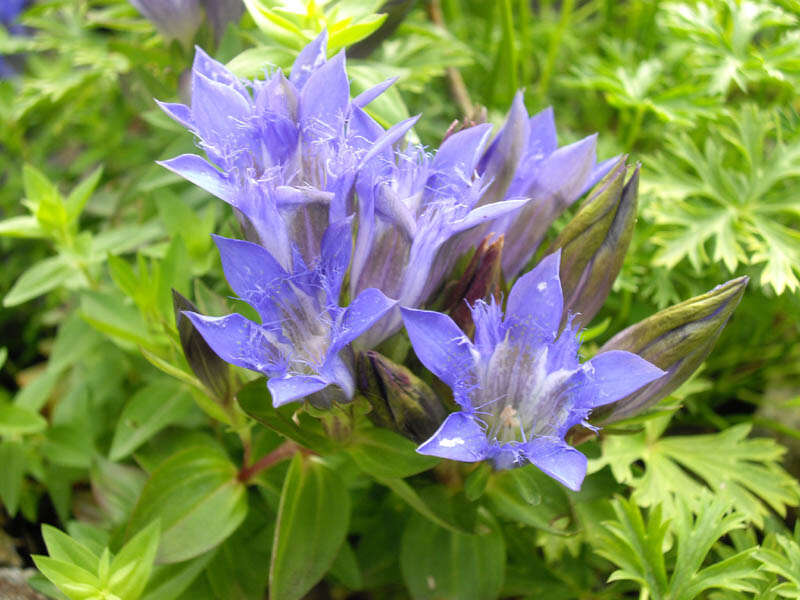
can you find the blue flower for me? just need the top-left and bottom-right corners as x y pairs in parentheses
(158, 31), (414, 272)
(1, 0), (28, 78)
(401, 250), (664, 490)
(351, 124), (529, 347)
(129, 0), (244, 46)
(185, 218), (396, 407)
(478, 92), (619, 278)
(129, 0), (206, 47)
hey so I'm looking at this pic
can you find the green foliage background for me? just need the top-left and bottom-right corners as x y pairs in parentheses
(1, 0), (799, 598)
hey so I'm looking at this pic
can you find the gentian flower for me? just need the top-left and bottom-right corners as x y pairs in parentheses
(184, 218), (396, 407)
(478, 92), (619, 278)
(129, 0), (206, 47)
(0, 0), (28, 78)
(401, 251), (664, 490)
(129, 0), (244, 47)
(159, 31), (414, 272)
(351, 124), (529, 347)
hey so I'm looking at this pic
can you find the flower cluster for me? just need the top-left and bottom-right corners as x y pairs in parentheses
(160, 33), (743, 490)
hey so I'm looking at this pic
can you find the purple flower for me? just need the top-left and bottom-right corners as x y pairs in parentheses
(159, 31), (412, 272)
(129, 0), (206, 47)
(351, 124), (529, 347)
(478, 92), (619, 278)
(184, 218), (396, 407)
(129, 0), (244, 46)
(401, 251), (664, 490)
(1, 0), (28, 78)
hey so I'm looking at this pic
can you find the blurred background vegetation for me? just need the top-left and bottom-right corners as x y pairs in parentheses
(1, 0), (799, 597)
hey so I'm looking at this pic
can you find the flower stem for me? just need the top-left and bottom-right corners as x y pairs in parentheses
(237, 440), (301, 483)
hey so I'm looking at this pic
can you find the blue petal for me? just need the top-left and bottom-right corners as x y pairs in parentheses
(471, 299), (505, 358)
(451, 197), (529, 233)
(158, 154), (234, 203)
(349, 107), (386, 157)
(212, 235), (288, 322)
(360, 115), (420, 167)
(533, 134), (597, 205)
(353, 76), (398, 108)
(572, 350), (665, 409)
(192, 46), (249, 100)
(522, 437), (587, 491)
(400, 308), (476, 392)
(320, 217), (353, 304)
(268, 375), (328, 407)
(431, 123), (493, 175)
(329, 288), (396, 353)
(505, 250), (563, 343)
(478, 91), (529, 186)
(299, 50), (349, 137)
(527, 106), (558, 157)
(191, 71), (252, 153)
(417, 412), (489, 462)
(290, 30), (328, 89)
(185, 312), (280, 374)
(156, 101), (194, 130)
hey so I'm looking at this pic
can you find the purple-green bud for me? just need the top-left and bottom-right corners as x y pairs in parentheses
(440, 235), (504, 336)
(593, 276), (748, 424)
(356, 350), (447, 444)
(172, 289), (232, 403)
(547, 157), (636, 329)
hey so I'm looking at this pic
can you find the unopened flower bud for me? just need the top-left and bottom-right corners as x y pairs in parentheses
(439, 235), (504, 336)
(593, 276), (748, 424)
(356, 350), (447, 443)
(172, 289), (231, 403)
(548, 157), (636, 329)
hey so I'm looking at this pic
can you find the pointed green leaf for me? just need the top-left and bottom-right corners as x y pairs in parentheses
(270, 454), (350, 600)
(127, 445), (248, 563)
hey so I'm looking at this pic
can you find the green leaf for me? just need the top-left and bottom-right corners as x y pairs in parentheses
(65, 166), (103, 224)
(755, 528), (800, 598)
(328, 541), (362, 591)
(0, 401), (47, 436)
(109, 380), (195, 460)
(328, 13), (387, 53)
(127, 445), (248, 563)
(79, 290), (157, 350)
(485, 464), (572, 534)
(348, 428), (438, 480)
(596, 495), (761, 600)
(109, 520), (160, 600)
(140, 553), (216, 600)
(206, 506), (273, 600)
(90, 221), (163, 256)
(590, 422), (800, 527)
(400, 508), (506, 600)
(4, 255), (81, 306)
(90, 457), (147, 525)
(41, 525), (100, 573)
(23, 164), (67, 235)
(270, 454), (351, 600)
(463, 463), (491, 502)
(0, 440), (26, 516)
(0, 215), (45, 238)
(32, 555), (102, 600)
(42, 425), (95, 469)
(238, 379), (333, 453)
(377, 477), (471, 535)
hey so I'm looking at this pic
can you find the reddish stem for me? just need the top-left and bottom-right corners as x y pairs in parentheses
(238, 441), (300, 482)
